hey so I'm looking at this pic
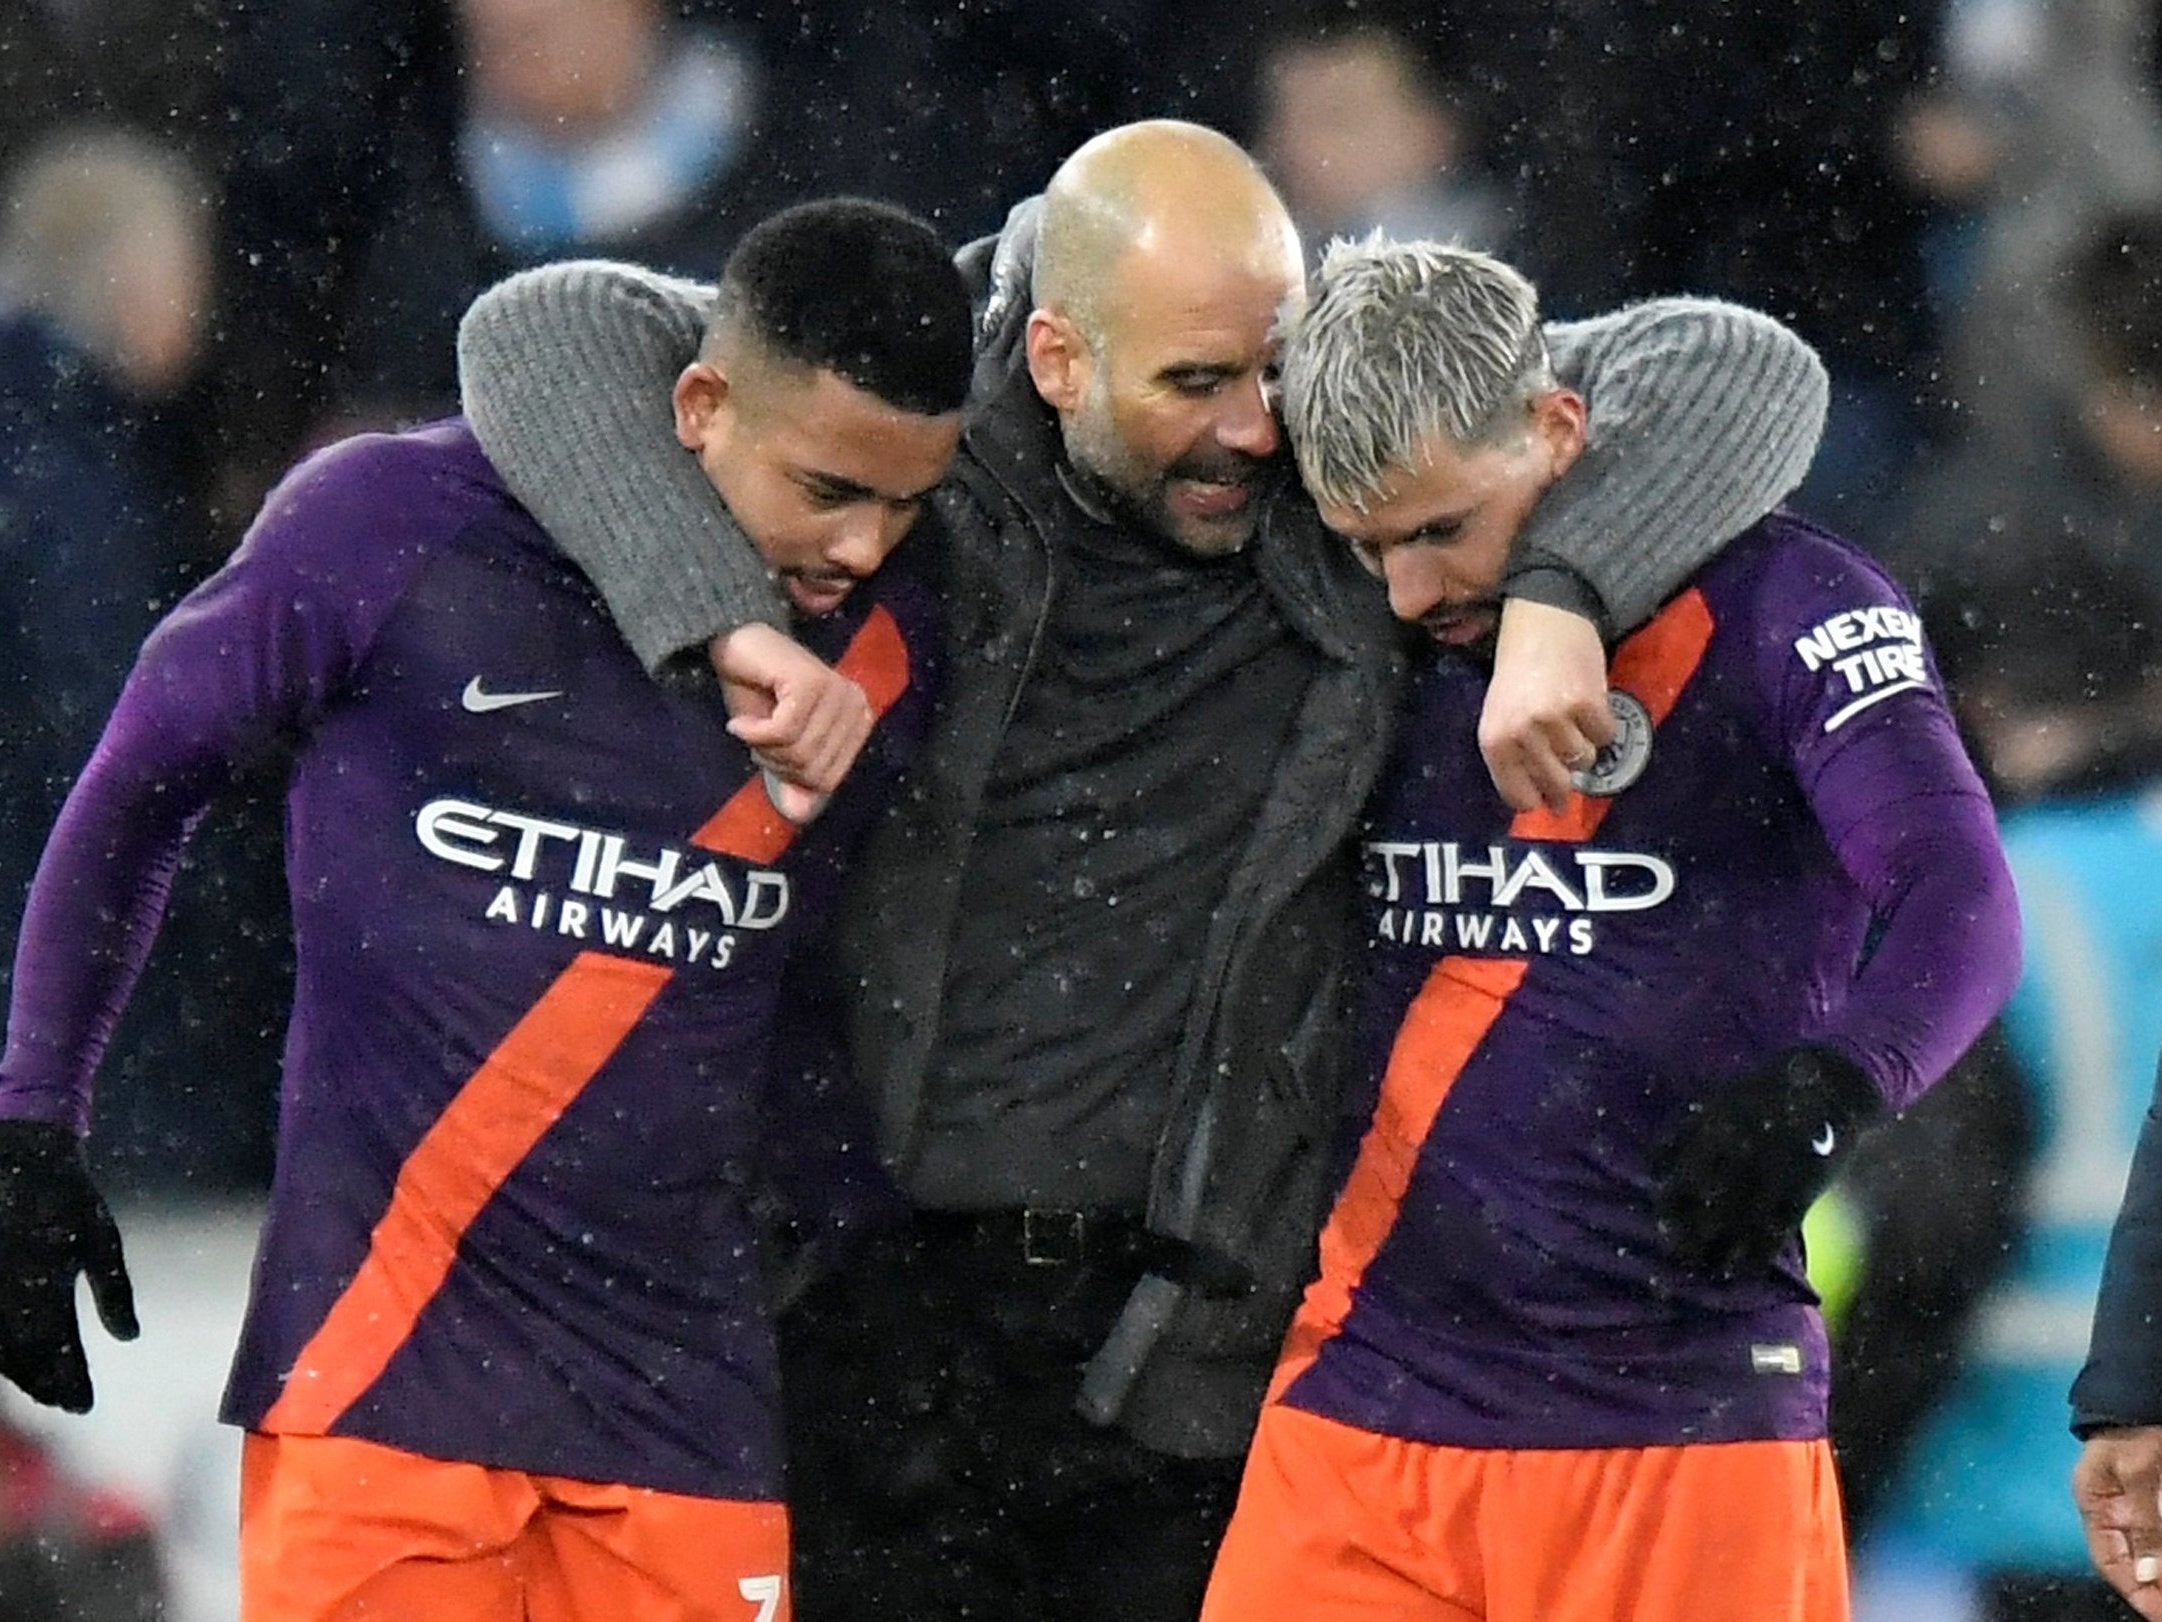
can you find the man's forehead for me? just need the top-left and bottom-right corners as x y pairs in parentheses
(767, 369), (959, 480)
(1319, 442), (1492, 538)
(1107, 301), (1300, 388)
(1101, 231), (1299, 329)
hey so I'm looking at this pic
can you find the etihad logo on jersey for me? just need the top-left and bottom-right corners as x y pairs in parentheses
(1364, 839), (1676, 957)
(1793, 605), (1930, 733)
(414, 797), (788, 971)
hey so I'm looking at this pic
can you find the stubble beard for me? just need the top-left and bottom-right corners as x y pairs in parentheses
(1061, 412), (1264, 559)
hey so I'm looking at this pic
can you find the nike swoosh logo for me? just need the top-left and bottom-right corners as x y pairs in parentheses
(1811, 1124), (1837, 1157)
(461, 677), (565, 714)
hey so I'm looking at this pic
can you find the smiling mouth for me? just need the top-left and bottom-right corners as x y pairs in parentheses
(782, 574), (858, 614)
(1170, 476), (1254, 518)
(1420, 605), (1498, 645)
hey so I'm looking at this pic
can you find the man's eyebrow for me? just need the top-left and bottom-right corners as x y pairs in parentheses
(799, 467), (942, 505)
(1157, 361), (1240, 384)
(798, 467), (871, 496)
(1408, 512), (1470, 541)
(1368, 505), (1475, 548)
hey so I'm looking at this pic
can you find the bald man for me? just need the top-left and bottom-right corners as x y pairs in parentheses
(1021, 121), (1300, 558)
(454, 122), (1827, 1621)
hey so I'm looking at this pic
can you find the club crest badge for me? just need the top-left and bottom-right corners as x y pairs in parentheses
(1570, 690), (1653, 797)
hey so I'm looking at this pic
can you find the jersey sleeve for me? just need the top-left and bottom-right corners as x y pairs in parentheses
(1517, 298), (1829, 635)
(2074, 1065), (2162, 1432)
(0, 435), (438, 1132)
(1753, 534), (2021, 1110)
(457, 261), (788, 675)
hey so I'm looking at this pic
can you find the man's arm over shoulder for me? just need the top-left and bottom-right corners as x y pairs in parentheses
(457, 260), (788, 674)
(0, 433), (436, 1133)
(1520, 298), (1830, 636)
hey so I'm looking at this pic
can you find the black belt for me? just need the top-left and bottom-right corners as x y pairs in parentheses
(919, 1208), (1257, 1296)
(920, 1206), (1149, 1268)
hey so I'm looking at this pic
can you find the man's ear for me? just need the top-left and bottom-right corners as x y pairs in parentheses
(1532, 387), (1589, 480)
(673, 360), (728, 451)
(1025, 309), (1089, 413)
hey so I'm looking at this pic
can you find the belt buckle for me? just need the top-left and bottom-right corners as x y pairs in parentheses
(1021, 1208), (1086, 1266)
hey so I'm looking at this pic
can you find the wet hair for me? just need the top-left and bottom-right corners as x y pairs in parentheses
(712, 197), (972, 416)
(1280, 235), (1551, 510)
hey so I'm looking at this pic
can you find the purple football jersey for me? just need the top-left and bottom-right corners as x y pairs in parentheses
(1277, 514), (2017, 1452)
(0, 421), (937, 1498)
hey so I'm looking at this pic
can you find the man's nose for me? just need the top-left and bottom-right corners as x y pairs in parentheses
(1215, 375), (1281, 459)
(826, 512), (892, 577)
(1382, 552), (1440, 625)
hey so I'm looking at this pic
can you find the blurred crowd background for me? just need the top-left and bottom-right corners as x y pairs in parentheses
(2, 0), (2161, 1617)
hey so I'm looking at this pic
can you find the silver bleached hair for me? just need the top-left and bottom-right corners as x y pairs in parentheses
(1279, 235), (1554, 512)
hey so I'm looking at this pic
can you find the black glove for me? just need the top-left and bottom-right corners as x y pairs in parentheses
(1652, 1047), (1884, 1278)
(0, 1121), (137, 1412)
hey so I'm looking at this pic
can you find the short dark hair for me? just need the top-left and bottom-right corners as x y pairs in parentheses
(716, 197), (972, 415)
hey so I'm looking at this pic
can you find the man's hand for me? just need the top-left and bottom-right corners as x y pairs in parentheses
(1480, 600), (1614, 813)
(709, 624), (873, 822)
(0, 1120), (136, 1412)
(2074, 1428), (2162, 1618)
(1652, 1048), (1884, 1277)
